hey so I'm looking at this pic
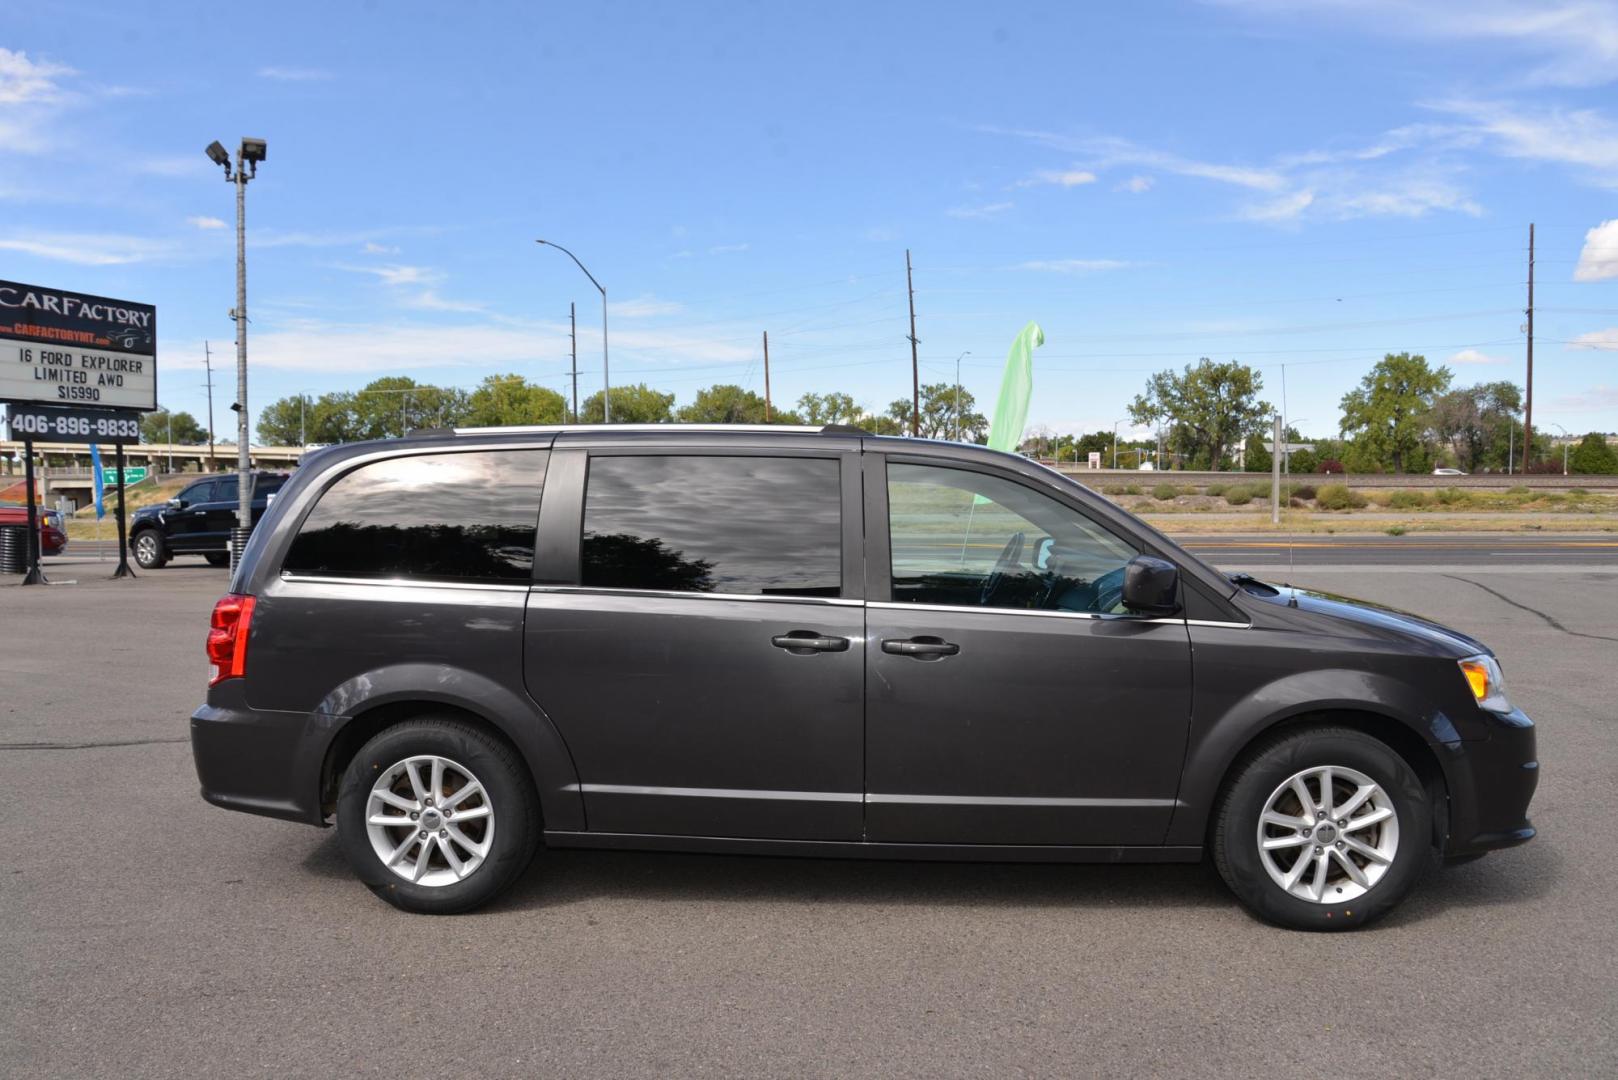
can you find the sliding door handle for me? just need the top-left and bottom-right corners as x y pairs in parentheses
(881, 637), (960, 659)
(771, 632), (850, 654)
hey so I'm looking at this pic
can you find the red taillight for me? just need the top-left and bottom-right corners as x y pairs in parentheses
(207, 593), (256, 687)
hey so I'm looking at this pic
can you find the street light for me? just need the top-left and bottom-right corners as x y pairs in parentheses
(1551, 422), (1570, 475)
(204, 135), (266, 569)
(536, 240), (610, 423)
(1112, 419), (1127, 469)
(953, 351), (971, 441)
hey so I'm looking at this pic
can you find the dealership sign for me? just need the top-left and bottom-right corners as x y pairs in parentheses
(0, 280), (156, 411)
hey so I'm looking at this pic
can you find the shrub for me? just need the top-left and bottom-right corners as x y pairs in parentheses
(1122, 484), (1142, 496)
(1152, 483), (1179, 501)
(1319, 459), (1345, 474)
(1386, 525), (1406, 536)
(1386, 490), (1428, 509)
(1102, 485), (1129, 496)
(1289, 483), (1317, 501)
(1288, 497), (1307, 508)
(1224, 487), (1253, 506)
(1316, 483), (1367, 510)
(1569, 487), (1589, 496)
(1434, 487), (1466, 506)
(1507, 485), (1530, 495)
(1203, 483), (1227, 497)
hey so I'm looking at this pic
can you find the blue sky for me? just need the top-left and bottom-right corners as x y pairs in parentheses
(3, 0), (1616, 443)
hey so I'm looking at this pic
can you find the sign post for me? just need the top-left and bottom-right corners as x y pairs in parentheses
(1, 280), (155, 584)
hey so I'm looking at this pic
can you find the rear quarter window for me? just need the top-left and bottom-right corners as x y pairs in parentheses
(282, 449), (548, 583)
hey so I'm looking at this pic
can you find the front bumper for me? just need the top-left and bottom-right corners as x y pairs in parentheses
(1441, 707), (1538, 856)
(190, 689), (332, 826)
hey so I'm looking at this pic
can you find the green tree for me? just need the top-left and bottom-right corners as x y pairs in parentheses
(580, 383), (675, 423)
(1243, 431), (1272, 473)
(676, 384), (802, 424)
(140, 408), (208, 444)
(887, 382), (988, 441)
(1569, 432), (1618, 475)
(1127, 358), (1270, 471)
(797, 391), (864, 426)
(1427, 381), (1521, 472)
(1339, 353), (1450, 473)
(349, 376), (470, 439)
(465, 374), (567, 427)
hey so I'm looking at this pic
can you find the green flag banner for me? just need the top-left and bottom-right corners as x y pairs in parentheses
(987, 321), (1043, 453)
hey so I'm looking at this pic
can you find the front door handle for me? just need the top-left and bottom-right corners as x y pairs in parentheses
(881, 637), (960, 659)
(771, 631), (850, 654)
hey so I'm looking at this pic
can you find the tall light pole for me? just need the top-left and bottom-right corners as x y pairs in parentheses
(1112, 419), (1127, 469)
(537, 240), (610, 422)
(953, 350), (970, 440)
(206, 137), (266, 568)
(1551, 422), (1569, 476)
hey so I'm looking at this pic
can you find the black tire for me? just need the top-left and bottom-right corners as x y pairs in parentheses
(335, 717), (540, 914)
(1212, 726), (1433, 931)
(204, 552), (230, 567)
(132, 529), (168, 569)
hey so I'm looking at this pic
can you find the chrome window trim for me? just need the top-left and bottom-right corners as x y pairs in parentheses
(279, 572), (532, 593)
(568, 783), (862, 803)
(867, 600), (1249, 628)
(867, 793), (1176, 808)
(531, 585), (863, 607)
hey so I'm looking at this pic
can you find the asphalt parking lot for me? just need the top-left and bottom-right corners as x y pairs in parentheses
(4, 553), (1616, 1077)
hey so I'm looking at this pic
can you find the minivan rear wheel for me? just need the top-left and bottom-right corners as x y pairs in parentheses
(1212, 726), (1432, 931)
(335, 717), (539, 914)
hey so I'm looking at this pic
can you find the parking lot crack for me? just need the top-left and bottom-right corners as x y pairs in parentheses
(0, 735), (190, 751)
(1442, 575), (1618, 644)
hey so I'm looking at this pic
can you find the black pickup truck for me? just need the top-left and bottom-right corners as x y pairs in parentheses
(130, 472), (289, 568)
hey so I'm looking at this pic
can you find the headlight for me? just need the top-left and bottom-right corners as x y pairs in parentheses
(1458, 654), (1513, 714)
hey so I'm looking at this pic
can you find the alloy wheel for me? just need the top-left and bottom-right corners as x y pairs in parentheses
(1256, 764), (1400, 904)
(365, 754), (495, 887)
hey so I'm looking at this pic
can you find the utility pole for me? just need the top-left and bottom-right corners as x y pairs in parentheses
(202, 341), (217, 472)
(1524, 222), (1535, 469)
(569, 302), (578, 423)
(1271, 414), (1282, 525)
(762, 330), (772, 422)
(906, 249), (920, 437)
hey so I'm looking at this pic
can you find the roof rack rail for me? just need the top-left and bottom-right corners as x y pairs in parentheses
(446, 423), (866, 436)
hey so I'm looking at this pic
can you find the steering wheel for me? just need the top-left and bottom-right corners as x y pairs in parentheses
(978, 531), (1026, 606)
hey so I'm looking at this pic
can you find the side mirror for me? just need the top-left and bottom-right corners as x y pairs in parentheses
(1122, 554), (1180, 615)
(167, 497), (183, 509)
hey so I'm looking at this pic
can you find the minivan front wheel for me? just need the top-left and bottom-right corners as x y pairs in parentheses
(1212, 727), (1432, 931)
(336, 717), (538, 914)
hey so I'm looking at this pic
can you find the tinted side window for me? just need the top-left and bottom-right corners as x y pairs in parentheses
(886, 462), (1137, 613)
(179, 481), (214, 505)
(284, 449), (548, 583)
(582, 455), (841, 597)
(213, 476), (237, 503)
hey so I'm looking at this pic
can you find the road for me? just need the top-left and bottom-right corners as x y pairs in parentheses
(1181, 532), (1618, 568)
(4, 557), (1616, 1077)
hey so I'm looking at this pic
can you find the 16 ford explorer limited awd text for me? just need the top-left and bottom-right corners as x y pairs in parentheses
(190, 425), (1537, 929)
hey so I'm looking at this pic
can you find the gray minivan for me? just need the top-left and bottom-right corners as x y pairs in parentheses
(192, 425), (1537, 928)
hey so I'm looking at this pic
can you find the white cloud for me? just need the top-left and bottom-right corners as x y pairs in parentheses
(257, 66), (332, 82)
(343, 264), (439, 287)
(1571, 328), (1618, 351)
(946, 201), (1014, 219)
(0, 48), (72, 105)
(1117, 175), (1154, 193)
(1428, 99), (1618, 185)
(1217, 1), (1618, 88)
(611, 295), (685, 318)
(1449, 348), (1508, 365)
(187, 216), (227, 230)
(984, 127), (1290, 192)
(0, 232), (173, 265)
(361, 241), (400, 255)
(404, 290), (486, 313)
(1018, 169), (1097, 188)
(1574, 219), (1618, 281)
(707, 242), (750, 255)
(1239, 190), (1316, 223)
(1550, 385), (1618, 412)
(1013, 259), (1129, 273)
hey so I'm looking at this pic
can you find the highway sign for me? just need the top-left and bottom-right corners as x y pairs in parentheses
(101, 465), (149, 486)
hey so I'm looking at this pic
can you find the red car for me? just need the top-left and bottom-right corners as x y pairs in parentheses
(0, 503), (67, 555)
